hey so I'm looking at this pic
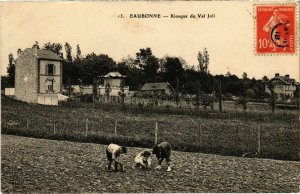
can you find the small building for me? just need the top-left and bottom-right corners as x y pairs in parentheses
(15, 44), (64, 105)
(81, 85), (93, 95)
(265, 73), (298, 98)
(4, 88), (15, 96)
(140, 82), (174, 95)
(99, 72), (129, 96)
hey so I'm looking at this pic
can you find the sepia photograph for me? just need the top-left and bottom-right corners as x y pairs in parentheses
(1, 1), (299, 193)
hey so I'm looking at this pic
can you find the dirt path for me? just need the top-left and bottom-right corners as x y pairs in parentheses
(1, 135), (299, 193)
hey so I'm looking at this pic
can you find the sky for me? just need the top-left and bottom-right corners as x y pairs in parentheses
(0, 1), (299, 81)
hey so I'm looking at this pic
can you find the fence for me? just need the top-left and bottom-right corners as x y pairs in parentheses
(1, 94), (299, 161)
(2, 112), (299, 161)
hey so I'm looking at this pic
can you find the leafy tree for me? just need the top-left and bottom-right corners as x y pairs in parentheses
(246, 88), (256, 99)
(214, 79), (223, 112)
(197, 48), (209, 73)
(294, 86), (300, 98)
(92, 77), (98, 100)
(201, 93), (216, 110)
(203, 48), (209, 73)
(66, 77), (72, 97)
(79, 53), (116, 84)
(193, 80), (201, 109)
(120, 55), (138, 69)
(181, 69), (200, 94)
(267, 82), (277, 113)
(163, 57), (184, 87)
(64, 42), (72, 62)
(262, 76), (269, 83)
(76, 44), (82, 59)
(197, 51), (204, 72)
(135, 48), (159, 82)
(242, 72), (247, 80)
(7, 53), (15, 87)
(198, 72), (215, 93)
(235, 96), (248, 111)
(118, 78), (126, 108)
(1, 76), (9, 90)
(105, 82), (111, 102)
(43, 42), (63, 56)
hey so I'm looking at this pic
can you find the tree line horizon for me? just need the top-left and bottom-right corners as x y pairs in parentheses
(2, 42), (299, 103)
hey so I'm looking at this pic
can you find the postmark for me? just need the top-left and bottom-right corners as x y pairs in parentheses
(255, 4), (296, 54)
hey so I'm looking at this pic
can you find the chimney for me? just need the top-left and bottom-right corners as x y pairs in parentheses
(17, 49), (22, 58)
(275, 73), (279, 77)
(32, 44), (38, 55)
(285, 74), (289, 78)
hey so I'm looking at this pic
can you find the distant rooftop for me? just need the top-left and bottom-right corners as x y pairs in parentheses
(141, 82), (174, 91)
(271, 73), (298, 85)
(101, 72), (126, 78)
(22, 48), (63, 61)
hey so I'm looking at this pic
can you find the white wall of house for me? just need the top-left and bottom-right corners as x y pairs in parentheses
(266, 83), (296, 98)
(37, 94), (58, 105)
(99, 86), (129, 96)
(5, 88), (15, 96)
(39, 60), (61, 75)
(104, 78), (121, 87)
(39, 60), (62, 94)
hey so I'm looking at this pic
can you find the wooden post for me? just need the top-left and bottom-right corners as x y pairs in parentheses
(155, 121), (158, 144)
(114, 120), (117, 135)
(53, 118), (56, 135)
(198, 121), (202, 146)
(257, 123), (261, 156)
(85, 118), (88, 137)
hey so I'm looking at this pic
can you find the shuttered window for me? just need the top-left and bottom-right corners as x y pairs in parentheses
(47, 64), (54, 75)
(46, 80), (54, 91)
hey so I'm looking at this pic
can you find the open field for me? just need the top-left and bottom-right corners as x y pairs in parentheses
(1, 135), (299, 193)
(1, 95), (299, 160)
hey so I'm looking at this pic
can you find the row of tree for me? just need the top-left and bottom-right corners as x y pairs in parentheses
(2, 42), (297, 104)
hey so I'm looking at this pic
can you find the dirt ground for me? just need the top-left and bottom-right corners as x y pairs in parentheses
(1, 135), (299, 193)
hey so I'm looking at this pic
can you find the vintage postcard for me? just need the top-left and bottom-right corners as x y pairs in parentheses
(1, 1), (299, 193)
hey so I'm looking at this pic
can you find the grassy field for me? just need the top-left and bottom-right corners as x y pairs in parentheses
(2, 135), (299, 193)
(1, 95), (299, 160)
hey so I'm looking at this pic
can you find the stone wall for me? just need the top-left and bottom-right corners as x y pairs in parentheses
(15, 49), (38, 103)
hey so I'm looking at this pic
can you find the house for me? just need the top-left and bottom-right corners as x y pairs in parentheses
(81, 85), (93, 95)
(15, 44), (64, 105)
(99, 72), (129, 96)
(265, 73), (299, 98)
(4, 88), (15, 96)
(140, 82), (174, 95)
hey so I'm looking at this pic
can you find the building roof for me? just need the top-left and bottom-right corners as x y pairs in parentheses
(36, 49), (63, 61)
(101, 72), (126, 78)
(22, 48), (63, 61)
(270, 75), (297, 85)
(141, 82), (174, 91)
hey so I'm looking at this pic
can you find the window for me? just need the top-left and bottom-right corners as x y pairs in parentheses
(46, 64), (55, 75)
(46, 80), (54, 91)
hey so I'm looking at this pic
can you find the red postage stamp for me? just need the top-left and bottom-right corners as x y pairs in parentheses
(255, 4), (296, 54)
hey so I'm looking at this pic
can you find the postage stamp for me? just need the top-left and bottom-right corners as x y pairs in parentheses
(255, 4), (296, 54)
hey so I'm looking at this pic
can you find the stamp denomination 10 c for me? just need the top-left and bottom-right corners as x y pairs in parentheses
(255, 5), (296, 54)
